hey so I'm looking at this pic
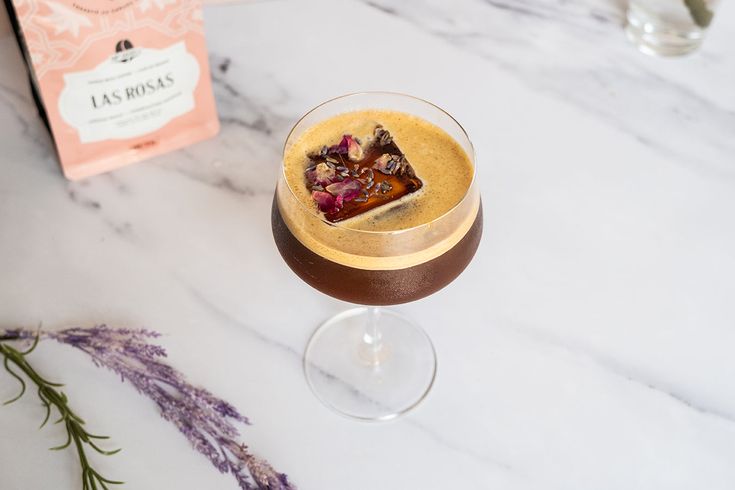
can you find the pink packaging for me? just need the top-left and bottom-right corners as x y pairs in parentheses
(5, 0), (220, 180)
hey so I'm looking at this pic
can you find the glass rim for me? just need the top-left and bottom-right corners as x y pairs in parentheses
(280, 91), (478, 236)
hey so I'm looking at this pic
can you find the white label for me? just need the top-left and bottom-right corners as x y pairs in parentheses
(58, 42), (200, 143)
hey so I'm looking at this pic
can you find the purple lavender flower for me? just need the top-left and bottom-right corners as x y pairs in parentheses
(2, 326), (295, 490)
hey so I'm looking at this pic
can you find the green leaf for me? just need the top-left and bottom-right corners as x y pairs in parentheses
(95, 473), (124, 485)
(2, 356), (27, 405)
(86, 433), (110, 440)
(39, 402), (52, 429)
(89, 441), (122, 456)
(50, 430), (72, 451)
(19, 331), (41, 355)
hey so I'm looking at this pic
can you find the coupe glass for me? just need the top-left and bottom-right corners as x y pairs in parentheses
(272, 92), (482, 420)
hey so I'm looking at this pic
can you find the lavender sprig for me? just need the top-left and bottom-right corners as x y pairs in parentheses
(4, 326), (295, 490)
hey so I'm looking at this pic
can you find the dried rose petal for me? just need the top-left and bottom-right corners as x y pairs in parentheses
(311, 190), (345, 214)
(306, 162), (336, 185)
(372, 153), (393, 174)
(328, 135), (349, 155)
(311, 190), (335, 212)
(328, 135), (363, 161)
(347, 137), (363, 161)
(325, 178), (361, 202)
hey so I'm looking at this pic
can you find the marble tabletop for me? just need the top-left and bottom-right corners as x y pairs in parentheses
(1, 0), (735, 488)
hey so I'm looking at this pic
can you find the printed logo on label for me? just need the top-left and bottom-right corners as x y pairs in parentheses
(112, 39), (141, 63)
(58, 41), (201, 143)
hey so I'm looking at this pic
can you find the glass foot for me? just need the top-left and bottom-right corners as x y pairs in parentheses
(304, 307), (437, 421)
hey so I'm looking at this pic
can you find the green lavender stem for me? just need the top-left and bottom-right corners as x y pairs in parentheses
(684, 0), (714, 28)
(0, 334), (123, 490)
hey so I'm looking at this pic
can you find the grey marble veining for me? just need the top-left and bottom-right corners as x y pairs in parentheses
(361, 0), (735, 178)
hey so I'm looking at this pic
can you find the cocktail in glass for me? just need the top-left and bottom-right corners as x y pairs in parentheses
(272, 92), (482, 420)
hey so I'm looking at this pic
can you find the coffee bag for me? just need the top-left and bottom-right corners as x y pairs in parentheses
(5, 0), (219, 179)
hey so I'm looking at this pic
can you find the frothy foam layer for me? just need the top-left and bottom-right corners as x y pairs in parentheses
(278, 109), (479, 270)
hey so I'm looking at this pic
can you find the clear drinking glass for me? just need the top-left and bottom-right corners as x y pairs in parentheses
(626, 0), (720, 56)
(272, 92), (482, 421)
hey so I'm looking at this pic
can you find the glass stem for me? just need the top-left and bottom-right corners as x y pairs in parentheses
(360, 306), (384, 366)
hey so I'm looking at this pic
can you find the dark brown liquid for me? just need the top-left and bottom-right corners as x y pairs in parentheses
(271, 198), (483, 305)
